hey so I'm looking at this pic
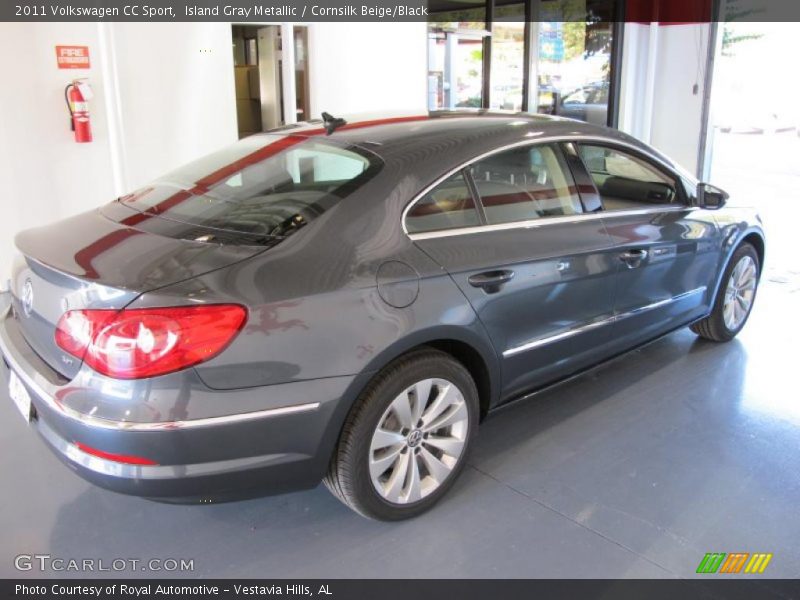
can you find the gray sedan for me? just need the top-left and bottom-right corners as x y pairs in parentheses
(1, 112), (764, 520)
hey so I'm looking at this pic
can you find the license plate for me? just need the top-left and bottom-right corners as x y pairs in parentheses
(8, 370), (32, 422)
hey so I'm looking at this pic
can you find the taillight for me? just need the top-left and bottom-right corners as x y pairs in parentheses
(55, 305), (247, 379)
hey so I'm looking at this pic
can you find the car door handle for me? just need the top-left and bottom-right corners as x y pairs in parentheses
(468, 269), (515, 293)
(619, 249), (648, 267)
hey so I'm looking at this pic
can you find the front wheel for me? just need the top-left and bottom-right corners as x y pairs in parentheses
(691, 243), (760, 342)
(324, 348), (479, 520)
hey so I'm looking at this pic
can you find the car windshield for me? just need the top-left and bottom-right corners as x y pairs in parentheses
(120, 135), (382, 243)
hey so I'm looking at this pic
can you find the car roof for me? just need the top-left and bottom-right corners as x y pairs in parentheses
(259, 111), (678, 172)
(268, 110), (602, 146)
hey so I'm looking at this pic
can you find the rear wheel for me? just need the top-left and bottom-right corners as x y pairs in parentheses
(691, 243), (760, 342)
(324, 348), (478, 520)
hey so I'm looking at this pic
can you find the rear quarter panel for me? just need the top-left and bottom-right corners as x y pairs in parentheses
(130, 233), (500, 399)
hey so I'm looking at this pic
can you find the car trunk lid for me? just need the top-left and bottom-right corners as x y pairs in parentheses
(10, 204), (266, 379)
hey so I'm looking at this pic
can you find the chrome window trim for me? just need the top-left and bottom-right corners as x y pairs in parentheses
(402, 134), (691, 240)
(503, 286), (707, 358)
(0, 305), (319, 431)
(408, 206), (695, 241)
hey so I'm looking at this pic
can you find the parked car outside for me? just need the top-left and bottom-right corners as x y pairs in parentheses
(555, 81), (609, 126)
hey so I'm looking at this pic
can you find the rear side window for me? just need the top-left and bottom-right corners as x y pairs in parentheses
(405, 172), (481, 234)
(578, 145), (678, 210)
(469, 144), (583, 224)
(121, 137), (381, 242)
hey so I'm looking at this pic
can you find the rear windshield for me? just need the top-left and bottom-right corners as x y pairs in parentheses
(120, 135), (382, 243)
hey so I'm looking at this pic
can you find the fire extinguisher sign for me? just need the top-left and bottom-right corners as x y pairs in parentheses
(55, 46), (90, 69)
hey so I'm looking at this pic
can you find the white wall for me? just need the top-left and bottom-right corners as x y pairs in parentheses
(307, 22), (428, 117)
(618, 22), (712, 175)
(0, 23), (238, 287)
(0, 23), (116, 288)
(111, 23), (238, 189)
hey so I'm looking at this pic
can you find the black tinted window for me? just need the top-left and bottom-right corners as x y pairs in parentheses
(406, 172), (481, 234)
(470, 144), (583, 224)
(121, 136), (381, 242)
(578, 145), (678, 211)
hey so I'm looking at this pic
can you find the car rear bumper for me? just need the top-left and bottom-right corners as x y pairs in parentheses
(0, 303), (362, 502)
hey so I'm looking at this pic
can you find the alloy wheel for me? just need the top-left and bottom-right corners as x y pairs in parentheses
(368, 378), (469, 504)
(722, 255), (757, 330)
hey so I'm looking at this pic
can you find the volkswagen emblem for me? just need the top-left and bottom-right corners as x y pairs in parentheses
(21, 279), (34, 317)
(407, 429), (423, 448)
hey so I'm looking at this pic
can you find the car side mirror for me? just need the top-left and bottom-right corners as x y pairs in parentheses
(696, 182), (728, 209)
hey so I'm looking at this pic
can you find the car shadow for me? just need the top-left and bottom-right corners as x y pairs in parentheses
(471, 330), (744, 465)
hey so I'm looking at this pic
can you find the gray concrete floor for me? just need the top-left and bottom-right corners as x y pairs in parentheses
(0, 273), (798, 579)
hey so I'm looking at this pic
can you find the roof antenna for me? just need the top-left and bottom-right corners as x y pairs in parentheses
(321, 112), (347, 135)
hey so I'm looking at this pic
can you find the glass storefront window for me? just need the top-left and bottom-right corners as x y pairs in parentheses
(428, 4), (487, 109)
(428, 29), (485, 109)
(534, 1), (614, 125)
(427, 0), (618, 124)
(428, 3), (487, 31)
(489, 3), (525, 110)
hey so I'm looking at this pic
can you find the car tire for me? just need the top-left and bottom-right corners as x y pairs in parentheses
(690, 243), (760, 342)
(324, 348), (479, 520)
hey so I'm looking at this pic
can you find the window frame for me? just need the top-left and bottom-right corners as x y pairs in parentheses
(401, 136), (696, 241)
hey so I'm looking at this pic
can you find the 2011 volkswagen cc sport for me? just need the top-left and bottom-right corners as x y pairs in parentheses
(0, 112), (765, 520)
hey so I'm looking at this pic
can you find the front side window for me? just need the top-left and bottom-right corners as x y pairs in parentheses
(578, 145), (679, 211)
(406, 172), (481, 234)
(469, 144), (583, 224)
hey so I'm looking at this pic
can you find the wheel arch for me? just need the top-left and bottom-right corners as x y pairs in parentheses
(355, 327), (500, 421)
(740, 231), (765, 271)
(424, 338), (494, 420)
(710, 226), (765, 306)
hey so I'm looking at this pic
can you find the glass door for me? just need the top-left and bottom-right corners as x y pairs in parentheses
(428, 30), (486, 109)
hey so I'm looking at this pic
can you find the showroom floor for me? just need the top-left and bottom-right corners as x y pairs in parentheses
(1, 273), (798, 581)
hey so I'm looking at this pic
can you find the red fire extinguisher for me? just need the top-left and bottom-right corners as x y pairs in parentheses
(64, 79), (93, 143)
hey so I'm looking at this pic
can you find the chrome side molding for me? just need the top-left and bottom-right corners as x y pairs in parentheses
(503, 286), (707, 358)
(38, 417), (303, 479)
(503, 315), (613, 357)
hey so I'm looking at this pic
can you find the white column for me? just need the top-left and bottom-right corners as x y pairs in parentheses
(444, 33), (457, 110)
(281, 22), (297, 124)
(97, 22), (129, 195)
(641, 22), (659, 144)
